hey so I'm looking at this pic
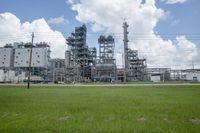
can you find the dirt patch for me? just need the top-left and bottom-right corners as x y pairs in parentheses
(163, 118), (170, 122)
(105, 116), (115, 122)
(137, 117), (146, 122)
(1, 112), (10, 118)
(190, 118), (200, 124)
(58, 116), (71, 121)
(13, 113), (19, 117)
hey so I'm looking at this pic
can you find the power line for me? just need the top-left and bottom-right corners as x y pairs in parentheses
(1, 37), (200, 41)
(0, 32), (200, 36)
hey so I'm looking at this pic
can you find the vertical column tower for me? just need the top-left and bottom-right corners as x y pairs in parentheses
(123, 22), (129, 82)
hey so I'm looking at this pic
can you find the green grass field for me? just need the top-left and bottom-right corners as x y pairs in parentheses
(0, 85), (200, 133)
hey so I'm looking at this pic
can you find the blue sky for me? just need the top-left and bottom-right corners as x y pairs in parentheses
(0, 0), (78, 34)
(0, 0), (102, 47)
(156, 0), (200, 44)
(1, 0), (199, 40)
(0, 0), (200, 68)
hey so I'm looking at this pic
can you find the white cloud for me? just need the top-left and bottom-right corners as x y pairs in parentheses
(91, 23), (105, 32)
(47, 16), (69, 25)
(66, 0), (77, 5)
(175, 36), (199, 62)
(0, 12), (66, 58)
(162, 0), (187, 4)
(67, 0), (199, 69)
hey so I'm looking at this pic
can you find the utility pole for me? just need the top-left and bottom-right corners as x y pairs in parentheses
(192, 61), (194, 70)
(27, 32), (34, 89)
(123, 21), (129, 82)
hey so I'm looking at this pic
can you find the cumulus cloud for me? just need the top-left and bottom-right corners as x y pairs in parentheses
(66, 0), (77, 5)
(0, 12), (66, 58)
(67, 0), (199, 69)
(47, 16), (69, 25)
(162, 0), (187, 4)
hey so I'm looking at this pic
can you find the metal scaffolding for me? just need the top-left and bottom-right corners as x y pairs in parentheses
(65, 23), (147, 83)
(127, 49), (147, 81)
(65, 25), (96, 83)
(93, 35), (116, 82)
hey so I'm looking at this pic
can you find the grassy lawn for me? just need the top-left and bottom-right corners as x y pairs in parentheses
(0, 85), (199, 133)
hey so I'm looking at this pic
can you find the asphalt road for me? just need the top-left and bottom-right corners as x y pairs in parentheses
(0, 83), (200, 87)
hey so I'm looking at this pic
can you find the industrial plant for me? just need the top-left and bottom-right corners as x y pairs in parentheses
(0, 22), (200, 83)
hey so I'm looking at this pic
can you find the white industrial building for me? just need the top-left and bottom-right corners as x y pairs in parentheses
(0, 45), (14, 68)
(169, 69), (200, 82)
(14, 47), (49, 68)
(0, 69), (4, 82)
(13, 42), (50, 79)
(147, 68), (171, 82)
(0, 42), (50, 82)
(185, 70), (200, 81)
(0, 42), (50, 68)
(0, 69), (26, 83)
